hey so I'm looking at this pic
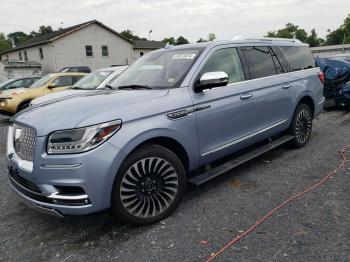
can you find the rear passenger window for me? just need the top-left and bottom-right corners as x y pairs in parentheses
(279, 46), (315, 71)
(241, 46), (277, 79)
(200, 48), (245, 84)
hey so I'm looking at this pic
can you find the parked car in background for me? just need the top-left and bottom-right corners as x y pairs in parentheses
(31, 66), (128, 107)
(7, 39), (324, 225)
(59, 66), (91, 73)
(0, 72), (86, 114)
(0, 76), (41, 92)
(316, 57), (350, 109)
(332, 54), (350, 62)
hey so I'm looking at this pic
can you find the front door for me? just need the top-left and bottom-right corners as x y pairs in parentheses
(190, 47), (258, 164)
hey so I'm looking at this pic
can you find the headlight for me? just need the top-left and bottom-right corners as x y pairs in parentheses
(47, 120), (122, 154)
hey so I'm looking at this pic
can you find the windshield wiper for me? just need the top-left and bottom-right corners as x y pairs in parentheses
(118, 85), (152, 90)
(70, 86), (87, 90)
(104, 84), (114, 90)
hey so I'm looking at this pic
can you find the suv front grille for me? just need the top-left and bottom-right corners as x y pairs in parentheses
(13, 124), (36, 161)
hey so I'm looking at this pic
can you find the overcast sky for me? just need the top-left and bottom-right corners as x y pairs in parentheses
(0, 0), (349, 42)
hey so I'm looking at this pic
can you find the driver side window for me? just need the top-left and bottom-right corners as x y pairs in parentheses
(200, 48), (245, 84)
(53, 76), (73, 87)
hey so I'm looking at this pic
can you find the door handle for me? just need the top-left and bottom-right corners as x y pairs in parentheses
(240, 94), (253, 100)
(282, 84), (292, 89)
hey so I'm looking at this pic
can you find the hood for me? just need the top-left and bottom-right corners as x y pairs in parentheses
(31, 89), (96, 106)
(13, 89), (169, 136)
(0, 88), (27, 97)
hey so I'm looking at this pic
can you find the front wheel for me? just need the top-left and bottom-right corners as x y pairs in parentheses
(111, 144), (186, 225)
(288, 103), (313, 148)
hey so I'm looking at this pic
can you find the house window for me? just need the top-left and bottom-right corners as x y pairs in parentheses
(85, 45), (93, 57)
(39, 48), (44, 59)
(19, 52), (22, 61)
(140, 51), (144, 57)
(24, 51), (28, 61)
(102, 46), (109, 57)
(0, 55), (2, 61)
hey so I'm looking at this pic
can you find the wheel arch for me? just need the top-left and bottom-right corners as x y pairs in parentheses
(16, 99), (32, 112)
(295, 93), (315, 117)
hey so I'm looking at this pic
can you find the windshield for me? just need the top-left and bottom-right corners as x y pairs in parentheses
(72, 70), (113, 90)
(109, 48), (203, 89)
(0, 79), (14, 89)
(30, 74), (54, 88)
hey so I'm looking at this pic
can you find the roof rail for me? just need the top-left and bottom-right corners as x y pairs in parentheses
(243, 37), (302, 43)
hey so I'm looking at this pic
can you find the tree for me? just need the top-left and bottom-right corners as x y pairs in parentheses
(162, 37), (176, 45)
(325, 14), (350, 45)
(0, 33), (11, 52)
(175, 36), (189, 45)
(196, 33), (217, 43)
(7, 31), (30, 45)
(307, 29), (324, 47)
(265, 23), (324, 46)
(196, 37), (206, 43)
(207, 33), (216, 41)
(120, 30), (147, 41)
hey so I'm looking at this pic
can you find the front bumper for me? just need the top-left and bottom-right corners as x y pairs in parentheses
(7, 134), (125, 216)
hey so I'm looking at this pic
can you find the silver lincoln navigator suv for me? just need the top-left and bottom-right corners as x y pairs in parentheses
(7, 38), (325, 225)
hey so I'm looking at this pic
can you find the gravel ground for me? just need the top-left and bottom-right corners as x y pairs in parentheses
(0, 110), (349, 262)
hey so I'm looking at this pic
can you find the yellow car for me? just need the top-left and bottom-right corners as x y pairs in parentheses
(0, 72), (86, 114)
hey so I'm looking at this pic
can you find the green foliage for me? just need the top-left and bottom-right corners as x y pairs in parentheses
(175, 36), (189, 45)
(265, 23), (309, 43)
(162, 37), (176, 45)
(120, 29), (147, 41)
(162, 36), (189, 46)
(7, 31), (30, 45)
(325, 14), (350, 45)
(0, 33), (11, 52)
(196, 33), (216, 43)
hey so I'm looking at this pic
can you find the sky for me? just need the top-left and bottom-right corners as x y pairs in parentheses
(0, 0), (349, 42)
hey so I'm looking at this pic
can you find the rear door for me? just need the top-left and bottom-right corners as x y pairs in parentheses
(190, 46), (258, 164)
(240, 45), (292, 133)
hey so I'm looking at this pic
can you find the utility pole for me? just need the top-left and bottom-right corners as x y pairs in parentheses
(149, 30), (152, 41)
(342, 33), (346, 53)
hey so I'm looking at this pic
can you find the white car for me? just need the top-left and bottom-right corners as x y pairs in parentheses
(30, 66), (128, 106)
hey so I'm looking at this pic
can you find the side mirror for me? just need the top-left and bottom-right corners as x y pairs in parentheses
(194, 71), (228, 92)
(47, 83), (56, 89)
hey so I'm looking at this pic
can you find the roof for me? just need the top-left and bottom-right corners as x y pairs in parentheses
(133, 40), (165, 49)
(3, 61), (42, 68)
(311, 44), (350, 52)
(0, 20), (133, 55)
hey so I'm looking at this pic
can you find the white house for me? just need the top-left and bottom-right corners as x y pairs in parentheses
(0, 20), (134, 74)
(133, 40), (165, 60)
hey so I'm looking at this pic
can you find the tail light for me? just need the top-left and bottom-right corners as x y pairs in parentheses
(318, 72), (325, 84)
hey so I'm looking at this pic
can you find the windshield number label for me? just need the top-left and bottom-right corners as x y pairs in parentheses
(172, 53), (196, 60)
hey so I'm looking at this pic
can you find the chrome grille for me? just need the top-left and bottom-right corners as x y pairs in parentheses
(13, 124), (36, 161)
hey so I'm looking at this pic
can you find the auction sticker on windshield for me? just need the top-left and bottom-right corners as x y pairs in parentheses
(172, 53), (197, 60)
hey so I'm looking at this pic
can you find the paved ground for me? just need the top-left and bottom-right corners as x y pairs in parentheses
(0, 111), (349, 262)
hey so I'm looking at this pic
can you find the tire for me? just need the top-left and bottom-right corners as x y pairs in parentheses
(111, 144), (187, 225)
(17, 101), (30, 112)
(288, 103), (313, 148)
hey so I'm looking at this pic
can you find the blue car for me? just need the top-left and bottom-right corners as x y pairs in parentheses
(7, 38), (324, 225)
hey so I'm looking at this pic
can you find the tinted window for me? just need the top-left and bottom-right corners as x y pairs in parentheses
(102, 46), (109, 57)
(280, 46), (315, 71)
(200, 48), (245, 84)
(53, 76), (73, 87)
(242, 46), (277, 79)
(86, 45), (93, 57)
(6, 79), (32, 89)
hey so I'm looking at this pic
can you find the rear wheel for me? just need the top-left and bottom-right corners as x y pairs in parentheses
(111, 144), (186, 225)
(288, 103), (313, 148)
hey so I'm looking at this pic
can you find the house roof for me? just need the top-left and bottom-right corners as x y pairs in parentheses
(133, 40), (165, 49)
(0, 20), (133, 55)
